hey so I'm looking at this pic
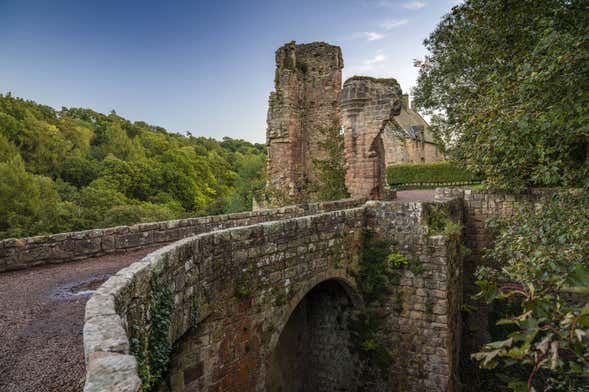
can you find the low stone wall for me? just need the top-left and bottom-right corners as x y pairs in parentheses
(83, 199), (465, 392)
(0, 198), (365, 272)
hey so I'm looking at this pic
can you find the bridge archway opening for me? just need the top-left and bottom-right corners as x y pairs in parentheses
(265, 279), (360, 392)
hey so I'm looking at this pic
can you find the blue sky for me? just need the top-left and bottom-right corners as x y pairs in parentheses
(0, 0), (458, 143)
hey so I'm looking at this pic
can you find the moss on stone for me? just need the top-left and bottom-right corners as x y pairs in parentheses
(272, 287), (287, 306)
(347, 75), (399, 85)
(190, 294), (200, 327)
(349, 230), (395, 374)
(234, 276), (253, 300)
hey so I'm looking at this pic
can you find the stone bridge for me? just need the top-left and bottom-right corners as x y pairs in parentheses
(81, 197), (464, 392)
(0, 189), (554, 392)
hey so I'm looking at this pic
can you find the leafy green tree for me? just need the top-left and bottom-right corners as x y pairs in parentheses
(0, 157), (74, 237)
(59, 156), (100, 188)
(0, 93), (267, 239)
(77, 178), (129, 227)
(101, 203), (177, 227)
(474, 191), (589, 391)
(413, 0), (589, 190)
(224, 152), (266, 212)
(0, 133), (19, 161)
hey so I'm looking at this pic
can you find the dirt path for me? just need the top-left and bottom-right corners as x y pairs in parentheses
(396, 189), (435, 201)
(0, 247), (158, 392)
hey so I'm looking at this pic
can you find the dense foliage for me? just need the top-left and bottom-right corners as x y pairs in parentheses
(0, 93), (266, 239)
(413, 0), (589, 190)
(474, 192), (589, 391)
(311, 126), (349, 201)
(386, 161), (480, 187)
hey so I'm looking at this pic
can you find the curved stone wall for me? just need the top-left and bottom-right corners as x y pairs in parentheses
(83, 197), (466, 392)
(83, 207), (366, 392)
(0, 198), (365, 272)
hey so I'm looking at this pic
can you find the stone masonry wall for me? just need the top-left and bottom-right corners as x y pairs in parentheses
(266, 41), (343, 202)
(83, 208), (365, 392)
(366, 199), (464, 392)
(339, 77), (403, 200)
(0, 198), (364, 272)
(434, 187), (559, 391)
(83, 199), (464, 392)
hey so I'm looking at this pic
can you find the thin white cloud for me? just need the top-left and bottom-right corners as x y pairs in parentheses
(381, 19), (409, 30)
(368, 53), (386, 64)
(366, 32), (386, 41)
(401, 1), (426, 10)
(351, 31), (386, 41)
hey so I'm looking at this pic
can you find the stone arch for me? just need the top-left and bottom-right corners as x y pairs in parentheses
(264, 276), (362, 392)
(339, 76), (402, 200)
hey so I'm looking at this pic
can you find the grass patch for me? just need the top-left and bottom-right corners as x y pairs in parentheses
(425, 204), (462, 238)
(235, 276), (253, 300)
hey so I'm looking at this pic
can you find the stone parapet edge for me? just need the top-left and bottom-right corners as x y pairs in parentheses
(0, 198), (366, 273)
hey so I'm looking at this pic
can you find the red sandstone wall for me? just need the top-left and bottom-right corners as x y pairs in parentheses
(266, 41), (343, 202)
(339, 77), (402, 199)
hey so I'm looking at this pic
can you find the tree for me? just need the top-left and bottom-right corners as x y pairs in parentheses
(473, 191), (589, 391)
(223, 152), (266, 213)
(0, 93), (267, 239)
(0, 157), (74, 237)
(413, 0), (589, 190)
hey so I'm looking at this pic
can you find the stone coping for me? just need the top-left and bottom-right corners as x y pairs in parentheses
(0, 198), (365, 272)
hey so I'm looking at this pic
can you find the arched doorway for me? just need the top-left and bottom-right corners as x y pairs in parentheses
(265, 279), (360, 392)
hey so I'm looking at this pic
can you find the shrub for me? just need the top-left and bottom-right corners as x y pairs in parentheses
(386, 161), (480, 188)
(473, 191), (589, 391)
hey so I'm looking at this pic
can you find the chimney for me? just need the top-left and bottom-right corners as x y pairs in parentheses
(402, 94), (409, 110)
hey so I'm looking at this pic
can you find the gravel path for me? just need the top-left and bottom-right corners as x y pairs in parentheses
(0, 247), (158, 392)
(396, 189), (435, 201)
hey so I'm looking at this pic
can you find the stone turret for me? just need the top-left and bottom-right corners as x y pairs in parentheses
(339, 76), (402, 199)
(266, 41), (343, 203)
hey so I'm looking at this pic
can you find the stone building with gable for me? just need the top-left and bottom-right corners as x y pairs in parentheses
(382, 94), (445, 166)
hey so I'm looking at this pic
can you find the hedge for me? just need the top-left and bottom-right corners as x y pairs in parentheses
(386, 161), (481, 189)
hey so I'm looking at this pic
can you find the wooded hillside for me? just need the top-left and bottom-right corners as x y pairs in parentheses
(0, 94), (266, 239)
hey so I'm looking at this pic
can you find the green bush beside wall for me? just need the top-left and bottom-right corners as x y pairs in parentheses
(386, 161), (481, 188)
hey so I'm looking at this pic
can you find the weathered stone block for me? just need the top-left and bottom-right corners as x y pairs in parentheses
(84, 352), (141, 392)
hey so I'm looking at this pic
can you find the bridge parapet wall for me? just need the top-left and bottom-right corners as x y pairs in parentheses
(83, 207), (366, 392)
(0, 198), (365, 272)
(366, 199), (464, 391)
(82, 198), (467, 392)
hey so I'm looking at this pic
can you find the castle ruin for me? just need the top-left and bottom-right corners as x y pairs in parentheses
(266, 41), (343, 203)
(339, 76), (402, 199)
(266, 41), (444, 203)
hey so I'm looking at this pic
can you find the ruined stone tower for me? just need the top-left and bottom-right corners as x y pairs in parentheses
(339, 77), (402, 199)
(266, 41), (343, 203)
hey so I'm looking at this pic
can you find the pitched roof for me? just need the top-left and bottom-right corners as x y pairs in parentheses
(391, 95), (436, 144)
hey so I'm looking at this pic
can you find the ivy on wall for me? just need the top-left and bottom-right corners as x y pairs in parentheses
(130, 274), (174, 392)
(350, 230), (420, 378)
